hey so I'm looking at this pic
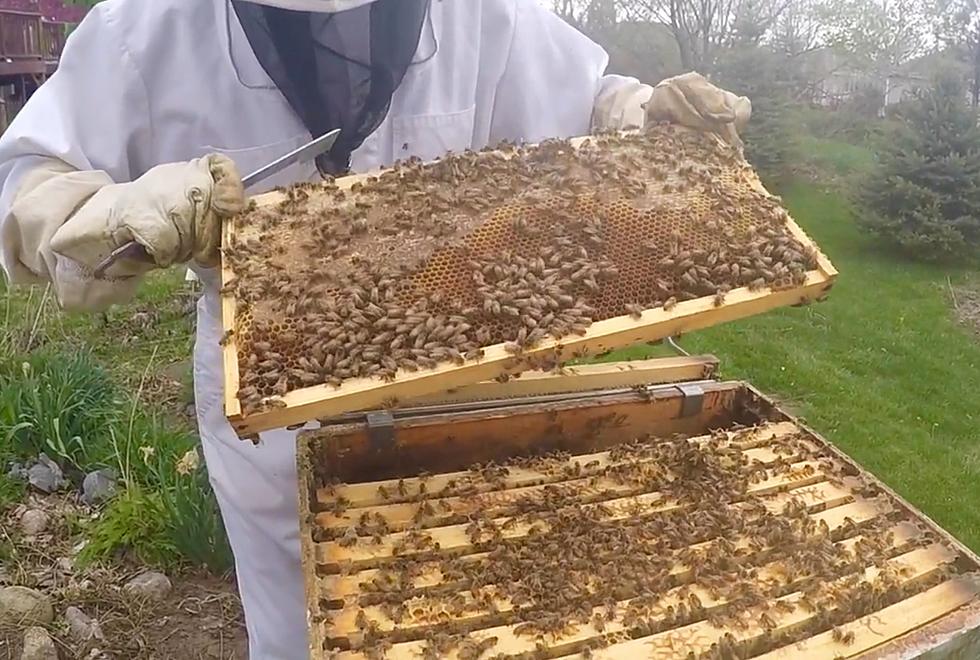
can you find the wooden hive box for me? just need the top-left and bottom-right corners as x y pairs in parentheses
(220, 126), (837, 437)
(297, 359), (980, 660)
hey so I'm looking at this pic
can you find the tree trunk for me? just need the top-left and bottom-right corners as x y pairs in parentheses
(670, 0), (696, 70)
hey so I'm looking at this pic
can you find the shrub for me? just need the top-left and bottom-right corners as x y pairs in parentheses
(82, 439), (233, 573)
(840, 83), (887, 119)
(110, 410), (197, 489)
(130, 422), (233, 574)
(860, 73), (980, 262)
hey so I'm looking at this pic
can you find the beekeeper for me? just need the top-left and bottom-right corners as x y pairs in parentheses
(0, 0), (749, 656)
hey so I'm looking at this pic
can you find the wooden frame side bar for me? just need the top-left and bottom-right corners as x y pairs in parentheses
(221, 218), (242, 419)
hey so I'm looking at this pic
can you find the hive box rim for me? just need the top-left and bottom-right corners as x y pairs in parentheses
(295, 376), (980, 660)
(221, 133), (838, 437)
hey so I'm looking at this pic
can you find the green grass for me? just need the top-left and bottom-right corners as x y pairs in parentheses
(0, 472), (25, 510)
(1, 269), (231, 572)
(2, 269), (195, 413)
(795, 134), (878, 179)
(0, 348), (122, 469)
(78, 486), (177, 568)
(607, 182), (980, 552)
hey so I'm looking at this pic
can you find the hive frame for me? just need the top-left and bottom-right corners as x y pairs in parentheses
(221, 135), (838, 437)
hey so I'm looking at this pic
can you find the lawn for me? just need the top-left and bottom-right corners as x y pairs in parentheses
(795, 134), (878, 180)
(605, 181), (980, 552)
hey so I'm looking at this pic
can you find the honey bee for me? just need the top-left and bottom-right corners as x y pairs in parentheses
(624, 303), (644, 320)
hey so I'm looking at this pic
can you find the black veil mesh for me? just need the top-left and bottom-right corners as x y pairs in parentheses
(232, 0), (430, 176)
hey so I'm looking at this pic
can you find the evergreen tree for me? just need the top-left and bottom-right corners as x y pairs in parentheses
(861, 73), (980, 261)
(712, 47), (801, 186)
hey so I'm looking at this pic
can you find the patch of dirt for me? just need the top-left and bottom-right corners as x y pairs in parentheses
(66, 574), (247, 660)
(1, 578), (247, 660)
(951, 283), (980, 337)
(1, 577), (247, 660)
(1, 496), (247, 660)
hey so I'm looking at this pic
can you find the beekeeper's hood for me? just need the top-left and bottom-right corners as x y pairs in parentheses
(232, 0), (431, 174)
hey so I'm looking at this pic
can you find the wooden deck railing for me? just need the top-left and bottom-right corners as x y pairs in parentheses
(0, 10), (41, 60)
(0, 9), (67, 73)
(40, 18), (65, 59)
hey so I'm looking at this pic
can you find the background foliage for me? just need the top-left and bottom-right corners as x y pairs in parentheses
(861, 74), (980, 261)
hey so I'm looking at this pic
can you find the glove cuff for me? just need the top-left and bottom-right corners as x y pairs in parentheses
(53, 253), (141, 311)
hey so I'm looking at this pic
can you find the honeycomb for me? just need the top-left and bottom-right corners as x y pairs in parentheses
(223, 124), (820, 416)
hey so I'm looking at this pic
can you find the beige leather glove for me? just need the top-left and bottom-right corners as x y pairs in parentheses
(4, 155), (244, 311)
(51, 154), (245, 274)
(644, 72), (751, 147)
(592, 76), (654, 131)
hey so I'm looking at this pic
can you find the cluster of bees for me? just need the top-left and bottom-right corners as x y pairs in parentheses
(318, 424), (926, 659)
(224, 124), (820, 414)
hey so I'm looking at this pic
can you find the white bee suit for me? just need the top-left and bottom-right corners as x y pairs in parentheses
(0, 1), (653, 657)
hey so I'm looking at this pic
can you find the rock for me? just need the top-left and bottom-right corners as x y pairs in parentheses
(26, 464), (56, 492)
(37, 454), (61, 473)
(19, 509), (50, 536)
(0, 586), (54, 626)
(26, 455), (64, 494)
(81, 470), (117, 505)
(124, 571), (171, 600)
(65, 605), (103, 642)
(20, 626), (58, 660)
(6, 461), (27, 481)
